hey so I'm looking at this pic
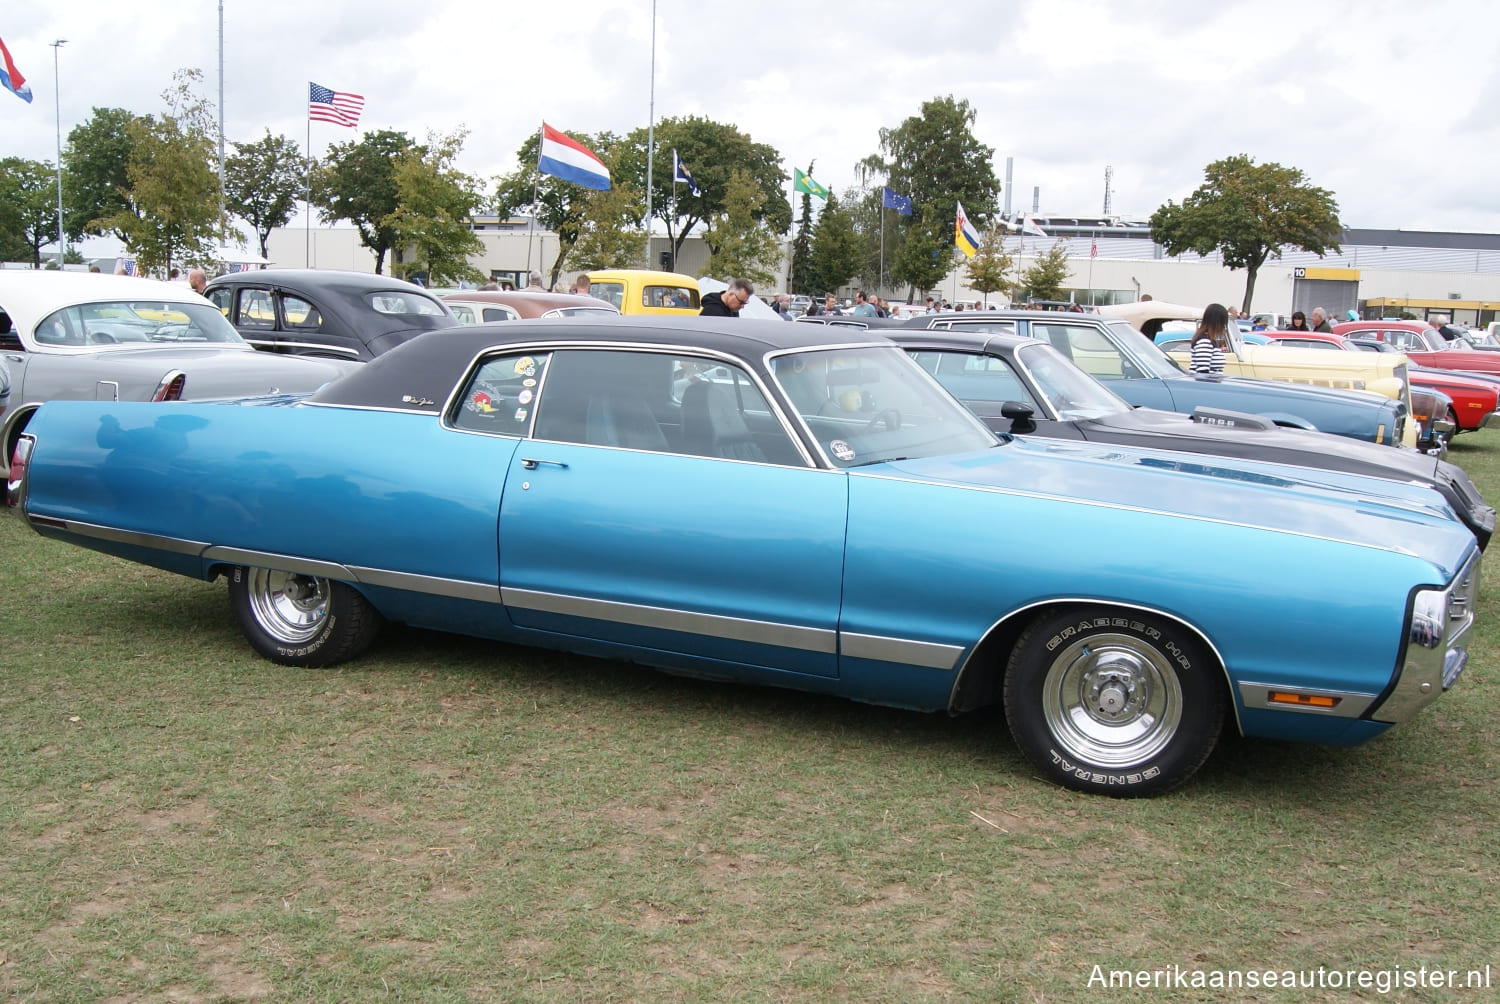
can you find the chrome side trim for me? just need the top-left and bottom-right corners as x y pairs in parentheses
(1237, 682), (1375, 719)
(347, 566), (502, 604)
(501, 587), (838, 654)
(200, 546), (354, 580)
(266, 339), (362, 358)
(839, 632), (964, 671)
(300, 400), (435, 416)
(28, 518), (209, 555)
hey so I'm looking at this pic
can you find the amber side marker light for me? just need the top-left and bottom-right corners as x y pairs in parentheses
(1268, 691), (1340, 709)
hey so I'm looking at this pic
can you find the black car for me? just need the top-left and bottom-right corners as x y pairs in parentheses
(204, 269), (457, 361)
(889, 327), (1495, 549)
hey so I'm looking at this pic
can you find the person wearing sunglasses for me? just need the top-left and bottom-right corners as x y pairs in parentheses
(699, 278), (756, 317)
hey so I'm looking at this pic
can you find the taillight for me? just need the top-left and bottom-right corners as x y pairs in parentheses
(152, 370), (187, 401)
(6, 434), (33, 508)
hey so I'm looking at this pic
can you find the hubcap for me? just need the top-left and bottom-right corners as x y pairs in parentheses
(1042, 633), (1183, 768)
(247, 569), (330, 644)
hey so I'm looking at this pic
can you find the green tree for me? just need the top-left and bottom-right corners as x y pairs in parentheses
(494, 128), (638, 288)
(314, 129), (415, 275)
(805, 193), (863, 296)
(618, 116), (791, 263)
(1020, 242), (1072, 302)
(701, 169), (784, 287)
(62, 107), (147, 240)
(225, 131), (305, 260)
(103, 69), (225, 274)
(966, 227), (1016, 305)
(890, 206), (949, 298)
(384, 129), (486, 287)
(861, 95), (1002, 297)
(569, 183), (649, 271)
(1150, 154), (1342, 313)
(0, 157), (62, 267)
(789, 183), (815, 294)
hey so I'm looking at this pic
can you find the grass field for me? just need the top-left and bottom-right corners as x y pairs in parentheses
(3, 434), (1499, 1002)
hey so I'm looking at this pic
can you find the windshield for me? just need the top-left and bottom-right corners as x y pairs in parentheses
(35, 300), (246, 346)
(1015, 341), (1131, 419)
(770, 345), (996, 467)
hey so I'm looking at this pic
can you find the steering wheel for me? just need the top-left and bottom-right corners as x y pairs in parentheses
(87, 331), (118, 345)
(863, 408), (901, 432)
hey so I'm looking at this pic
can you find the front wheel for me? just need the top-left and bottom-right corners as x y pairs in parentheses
(228, 566), (381, 667)
(1004, 609), (1225, 797)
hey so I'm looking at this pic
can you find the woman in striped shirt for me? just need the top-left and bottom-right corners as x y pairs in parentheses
(1190, 303), (1229, 375)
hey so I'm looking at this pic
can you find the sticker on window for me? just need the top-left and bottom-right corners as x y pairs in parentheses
(830, 440), (856, 462)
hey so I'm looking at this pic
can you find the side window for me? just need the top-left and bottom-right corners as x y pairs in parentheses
(910, 350), (1038, 407)
(590, 282), (625, 310)
(282, 295), (323, 330)
(482, 306), (519, 322)
(1037, 323), (1137, 380)
(205, 287), (232, 318)
(450, 352), (553, 437)
(236, 289), (277, 329)
(644, 285), (697, 309)
(534, 349), (801, 464)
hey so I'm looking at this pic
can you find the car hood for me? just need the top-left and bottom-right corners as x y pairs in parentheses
(1086, 407), (1442, 479)
(874, 437), (1472, 569)
(71, 346), (359, 396)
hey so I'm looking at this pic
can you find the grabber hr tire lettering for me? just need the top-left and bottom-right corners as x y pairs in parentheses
(228, 566), (381, 667)
(1004, 607), (1225, 797)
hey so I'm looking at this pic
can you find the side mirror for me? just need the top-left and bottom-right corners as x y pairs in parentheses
(1000, 400), (1037, 434)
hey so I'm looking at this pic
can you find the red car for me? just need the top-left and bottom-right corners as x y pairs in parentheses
(1266, 329), (1500, 434)
(1333, 320), (1500, 378)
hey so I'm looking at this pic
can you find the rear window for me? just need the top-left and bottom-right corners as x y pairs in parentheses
(367, 291), (447, 316)
(643, 285), (698, 309)
(34, 300), (246, 346)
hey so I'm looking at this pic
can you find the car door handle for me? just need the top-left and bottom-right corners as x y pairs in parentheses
(520, 458), (569, 470)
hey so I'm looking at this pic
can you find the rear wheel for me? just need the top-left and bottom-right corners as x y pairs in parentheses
(1004, 608), (1225, 797)
(228, 566), (380, 666)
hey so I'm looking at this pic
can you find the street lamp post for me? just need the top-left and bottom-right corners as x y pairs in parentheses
(51, 38), (67, 268)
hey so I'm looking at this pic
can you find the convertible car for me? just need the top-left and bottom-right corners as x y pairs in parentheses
(891, 328), (1494, 548)
(899, 311), (1412, 447)
(0, 272), (357, 479)
(10, 319), (1480, 797)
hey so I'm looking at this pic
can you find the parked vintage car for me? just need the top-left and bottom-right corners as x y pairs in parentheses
(0, 271), (356, 480)
(204, 269), (457, 361)
(1333, 319), (1500, 378)
(1261, 329), (1500, 438)
(897, 311), (1412, 446)
(10, 318), (1481, 797)
(582, 269), (700, 315)
(890, 328), (1493, 547)
(443, 290), (620, 323)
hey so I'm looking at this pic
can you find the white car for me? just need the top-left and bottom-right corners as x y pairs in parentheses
(1, 271), (357, 479)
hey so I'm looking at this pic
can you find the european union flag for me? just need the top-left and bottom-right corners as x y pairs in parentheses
(882, 186), (912, 216)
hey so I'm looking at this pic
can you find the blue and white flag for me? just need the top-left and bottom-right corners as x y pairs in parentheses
(537, 122), (612, 191)
(881, 186), (912, 216)
(672, 149), (701, 196)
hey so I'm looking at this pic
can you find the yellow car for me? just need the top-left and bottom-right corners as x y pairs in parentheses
(1102, 301), (1416, 446)
(584, 269), (700, 315)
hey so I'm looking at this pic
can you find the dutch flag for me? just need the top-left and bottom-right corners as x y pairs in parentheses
(537, 122), (612, 191)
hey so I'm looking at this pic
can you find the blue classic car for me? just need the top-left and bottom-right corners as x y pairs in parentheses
(899, 312), (1411, 446)
(9, 319), (1481, 796)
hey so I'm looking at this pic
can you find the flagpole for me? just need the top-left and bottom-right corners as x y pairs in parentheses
(527, 122), (541, 275)
(304, 103), (311, 268)
(670, 163), (678, 272)
(879, 206), (885, 295)
(643, 0), (657, 269)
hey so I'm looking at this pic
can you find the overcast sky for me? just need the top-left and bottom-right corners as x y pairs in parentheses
(4, 0), (1498, 242)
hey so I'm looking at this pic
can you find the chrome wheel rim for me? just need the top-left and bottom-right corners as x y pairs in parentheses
(1041, 632), (1183, 768)
(247, 569), (330, 644)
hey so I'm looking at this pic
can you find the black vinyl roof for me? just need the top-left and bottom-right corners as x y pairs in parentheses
(306, 316), (890, 412)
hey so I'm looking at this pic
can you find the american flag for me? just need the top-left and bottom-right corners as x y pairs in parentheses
(309, 82), (364, 127)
